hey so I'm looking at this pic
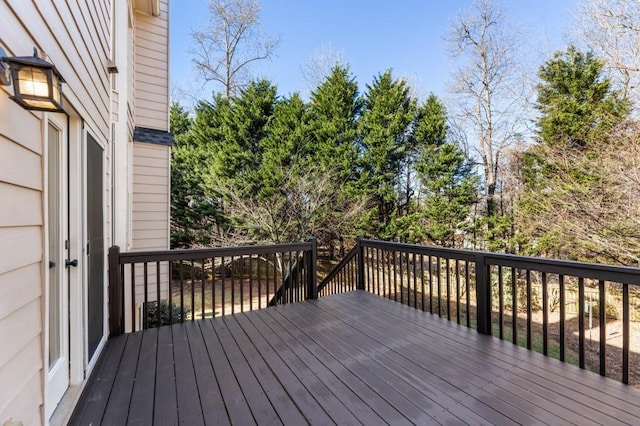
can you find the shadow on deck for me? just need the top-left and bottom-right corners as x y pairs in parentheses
(70, 291), (640, 425)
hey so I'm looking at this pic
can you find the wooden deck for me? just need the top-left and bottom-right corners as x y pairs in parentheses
(70, 290), (640, 425)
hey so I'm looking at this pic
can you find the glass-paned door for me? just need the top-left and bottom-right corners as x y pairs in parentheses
(86, 132), (104, 360)
(46, 120), (69, 419)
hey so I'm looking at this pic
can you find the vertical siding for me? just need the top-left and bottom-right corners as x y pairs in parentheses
(131, 142), (170, 302)
(134, 0), (169, 131)
(0, 0), (111, 423)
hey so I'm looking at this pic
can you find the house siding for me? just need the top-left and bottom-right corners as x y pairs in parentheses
(133, 0), (169, 131)
(0, 0), (108, 422)
(131, 142), (170, 303)
(1, 0), (170, 422)
(0, 91), (45, 424)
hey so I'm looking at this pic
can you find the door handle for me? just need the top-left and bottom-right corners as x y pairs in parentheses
(65, 259), (78, 268)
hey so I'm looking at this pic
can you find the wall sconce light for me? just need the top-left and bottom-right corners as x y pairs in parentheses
(0, 47), (65, 113)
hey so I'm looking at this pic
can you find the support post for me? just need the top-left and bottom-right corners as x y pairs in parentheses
(307, 237), (318, 299)
(108, 245), (123, 337)
(357, 236), (365, 290)
(475, 254), (492, 335)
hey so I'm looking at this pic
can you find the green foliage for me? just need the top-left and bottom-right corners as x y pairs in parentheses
(170, 72), (478, 251)
(145, 300), (189, 328)
(535, 45), (628, 149)
(413, 95), (477, 247)
(357, 70), (417, 239)
(516, 46), (634, 263)
(306, 66), (364, 247)
(307, 65), (361, 180)
(170, 102), (225, 248)
(206, 80), (278, 197)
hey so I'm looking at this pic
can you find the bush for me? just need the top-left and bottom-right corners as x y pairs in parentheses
(145, 300), (190, 328)
(590, 302), (619, 320)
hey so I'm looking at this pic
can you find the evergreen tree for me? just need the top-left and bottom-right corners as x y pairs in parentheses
(207, 79), (277, 198)
(307, 65), (362, 251)
(170, 102), (224, 248)
(357, 70), (416, 239)
(259, 93), (308, 197)
(413, 95), (477, 247)
(535, 45), (628, 149)
(516, 46), (631, 261)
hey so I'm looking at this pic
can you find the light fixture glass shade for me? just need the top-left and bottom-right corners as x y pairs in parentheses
(4, 54), (64, 112)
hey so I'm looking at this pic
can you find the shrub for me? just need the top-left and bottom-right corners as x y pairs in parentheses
(145, 300), (190, 328)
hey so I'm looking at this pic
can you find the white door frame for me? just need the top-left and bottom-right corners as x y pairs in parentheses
(44, 113), (70, 419)
(68, 114), (85, 385)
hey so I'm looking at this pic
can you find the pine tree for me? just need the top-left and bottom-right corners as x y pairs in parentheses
(306, 65), (362, 251)
(412, 95), (477, 247)
(357, 70), (416, 239)
(207, 79), (277, 198)
(170, 102), (224, 248)
(307, 65), (361, 171)
(535, 45), (628, 149)
(516, 46), (631, 261)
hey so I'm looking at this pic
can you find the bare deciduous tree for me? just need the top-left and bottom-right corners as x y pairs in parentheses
(575, 0), (640, 106)
(222, 166), (365, 245)
(447, 0), (527, 244)
(192, 0), (279, 97)
(300, 42), (345, 90)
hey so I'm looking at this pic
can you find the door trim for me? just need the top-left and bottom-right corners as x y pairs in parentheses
(44, 113), (69, 420)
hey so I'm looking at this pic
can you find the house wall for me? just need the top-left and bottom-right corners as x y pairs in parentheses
(0, 0), (111, 423)
(1, 0), (171, 423)
(132, 142), (170, 303)
(130, 0), (171, 305)
(134, 0), (169, 131)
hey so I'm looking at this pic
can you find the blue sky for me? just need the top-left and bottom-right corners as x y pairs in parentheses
(170, 0), (578, 103)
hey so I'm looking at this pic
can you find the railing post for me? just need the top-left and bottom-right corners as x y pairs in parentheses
(307, 237), (318, 299)
(357, 236), (365, 290)
(108, 245), (123, 337)
(475, 253), (492, 335)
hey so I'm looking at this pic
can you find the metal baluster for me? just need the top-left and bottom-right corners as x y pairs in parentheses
(599, 280), (606, 376)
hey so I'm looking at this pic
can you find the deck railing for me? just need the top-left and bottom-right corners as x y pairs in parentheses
(320, 238), (640, 385)
(108, 239), (317, 336)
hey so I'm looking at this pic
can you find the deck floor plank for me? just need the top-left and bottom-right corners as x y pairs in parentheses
(101, 331), (143, 425)
(127, 328), (159, 424)
(213, 316), (282, 425)
(71, 290), (640, 425)
(246, 310), (363, 425)
(318, 297), (543, 424)
(173, 323), (206, 425)
(223, 315), (308, 425)
(282, 300), (490, 425)
(346, 291), (640, 422)
(233, 313), (336, 425)
(68, 334), (126, 425)
(154, 325), (178, 425)
(325, 294), (599, 425)
(199, 317), (256, 425)
(183, 321), (230, 426)
(263, 307), (426, 425)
